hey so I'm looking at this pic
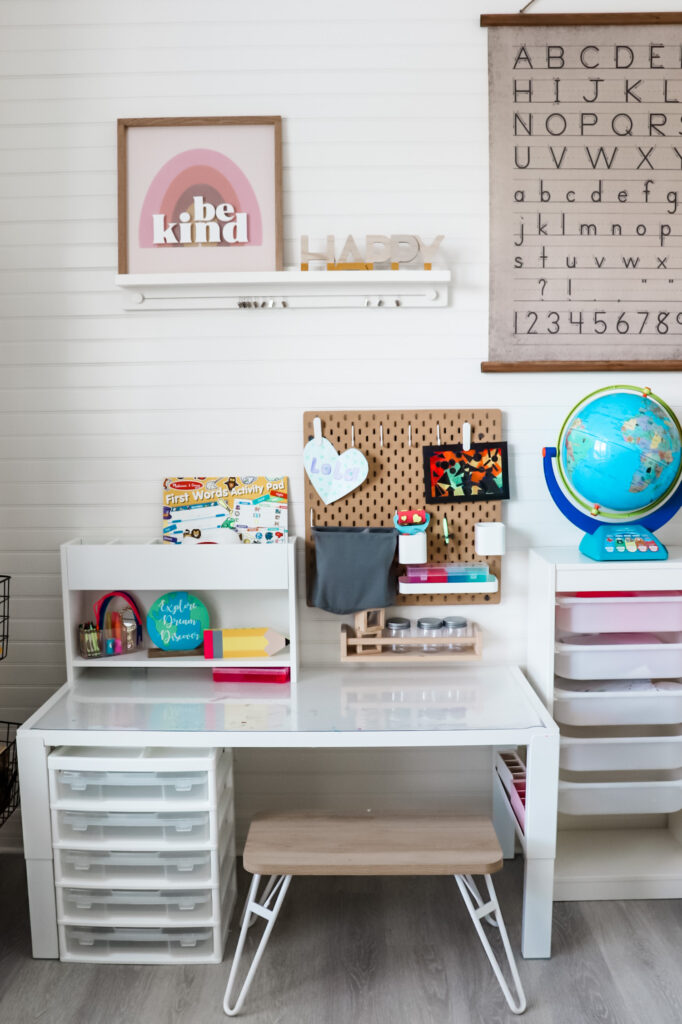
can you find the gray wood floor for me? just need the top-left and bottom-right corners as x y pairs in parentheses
(1, 853), (681, 1024)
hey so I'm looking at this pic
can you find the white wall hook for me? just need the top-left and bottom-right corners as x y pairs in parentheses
(462, 421), (472, 449)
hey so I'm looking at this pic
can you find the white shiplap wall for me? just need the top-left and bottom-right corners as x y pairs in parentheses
(3, 0), (682, 841)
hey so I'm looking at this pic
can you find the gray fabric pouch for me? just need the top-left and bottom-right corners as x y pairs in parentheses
(311, 526), (398, 614)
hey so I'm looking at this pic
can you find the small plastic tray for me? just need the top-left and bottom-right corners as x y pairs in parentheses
(55, 810), (212, 846)
(54, 770), (209, 804)
(560, 724), (682, 771)
(553, 678), (682, 726)
(58, 887), (216, 925)
(559, 768), (682, 816)
(555, 632), (682, 680)
(61, 925), (216, 962)
(556, 592), (682, 634)
(56, 848), (217, 886)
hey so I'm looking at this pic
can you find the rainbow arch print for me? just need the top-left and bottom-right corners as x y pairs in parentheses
(139, 148), (263, 249)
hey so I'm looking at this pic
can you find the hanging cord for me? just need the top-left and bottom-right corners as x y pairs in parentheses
(519, 0), (537, 12)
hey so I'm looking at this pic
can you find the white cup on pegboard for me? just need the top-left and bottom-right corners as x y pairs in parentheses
(474, 522), (506, 556)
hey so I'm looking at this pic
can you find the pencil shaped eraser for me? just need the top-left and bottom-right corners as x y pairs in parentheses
(204, 627), (288, 659)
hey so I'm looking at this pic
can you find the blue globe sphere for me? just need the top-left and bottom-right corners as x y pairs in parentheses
(558, 387), (682, 516)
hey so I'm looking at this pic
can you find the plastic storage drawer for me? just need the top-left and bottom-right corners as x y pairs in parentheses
(53, 810), (212, 847)
(57, 887), (217, 925)
(560, 725), (682, 771)
(53, 770), (210, 805)
(59, 925), (218, 963)
(553, 679), (682, 726)
(556, 592), (682, 635)
(54, 848), (219, 886)
(555, 632), (682, 680)
(559, 769), (682, 815)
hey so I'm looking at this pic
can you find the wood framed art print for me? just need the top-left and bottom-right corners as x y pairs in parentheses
(117, 116), (283, 274)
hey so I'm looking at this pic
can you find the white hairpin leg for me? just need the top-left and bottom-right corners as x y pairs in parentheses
(458, 873), (499, 928)
(240, 873), (278, 928)
(223, 873), (292, 1017)
(455, 873), (527, 1015)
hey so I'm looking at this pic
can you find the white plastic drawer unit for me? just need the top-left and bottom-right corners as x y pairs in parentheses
(559, 769), (682, 816)
(556, 592), (682, 635)
(560, 724), (682, 772)
(55, 848), (219, 887)
(555, 632), (682, 680)
(57, 887), (218, 925)
(59, 925), (218, 963)
(554, 679), (682, 726)
(53, 810), (213, 847)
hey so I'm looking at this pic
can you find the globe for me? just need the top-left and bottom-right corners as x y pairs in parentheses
(557, 386), (682, 517)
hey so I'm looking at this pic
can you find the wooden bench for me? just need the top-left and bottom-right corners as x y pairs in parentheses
(222, 812), (527, 1016)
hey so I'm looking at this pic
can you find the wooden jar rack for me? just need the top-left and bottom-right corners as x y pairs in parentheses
(340, 622), (482, 664)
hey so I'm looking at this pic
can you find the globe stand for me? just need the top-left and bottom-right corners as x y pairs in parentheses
(543, 446), (682, 561)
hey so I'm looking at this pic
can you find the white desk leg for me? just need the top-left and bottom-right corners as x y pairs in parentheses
(521, 729), (559, 959)
(16, 728), (59, 958)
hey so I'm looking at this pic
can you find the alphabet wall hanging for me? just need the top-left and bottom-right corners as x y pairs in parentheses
(481, 11), (682, 372)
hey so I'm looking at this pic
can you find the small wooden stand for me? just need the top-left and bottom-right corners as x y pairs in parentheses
(352, 609), (386, 653)
(340, 623), (482, 664)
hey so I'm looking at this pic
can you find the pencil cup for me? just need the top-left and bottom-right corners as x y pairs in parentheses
(398, 531), (427, 565)
(474, 522), (506, 556)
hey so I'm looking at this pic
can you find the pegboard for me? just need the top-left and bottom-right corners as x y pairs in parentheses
(303, 409), (503, 606)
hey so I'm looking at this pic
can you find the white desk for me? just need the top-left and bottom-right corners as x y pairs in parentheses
(17, 663), (558, 960)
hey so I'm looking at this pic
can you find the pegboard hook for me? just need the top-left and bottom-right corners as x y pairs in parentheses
(313, 416), (323, 446)
(462, 421), (472, 450)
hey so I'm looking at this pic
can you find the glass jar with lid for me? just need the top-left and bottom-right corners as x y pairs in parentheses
(443, 615), (470, 650)
(416, 616), (444, 652)
(385, 616), (411, 652)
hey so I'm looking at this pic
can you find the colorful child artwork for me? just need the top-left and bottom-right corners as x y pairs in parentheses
(423, 443), (510, 503)
(162, 477), (287, 545)
(118, 116), (282, 274)
(303, 419), (369, 505)
(146, 591), (210, 652)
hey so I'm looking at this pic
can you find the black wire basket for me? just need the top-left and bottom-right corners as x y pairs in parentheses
(0, 721), (19, 826)
(0, 575), (9, 661)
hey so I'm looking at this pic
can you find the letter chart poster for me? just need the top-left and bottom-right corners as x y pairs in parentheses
(118, 117), (282, 273)
(485, 19), (682, 369)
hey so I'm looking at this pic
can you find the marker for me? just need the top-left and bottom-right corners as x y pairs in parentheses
(443, 515), (450, 545)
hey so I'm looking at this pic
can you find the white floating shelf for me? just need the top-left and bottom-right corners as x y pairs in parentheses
(398, 575), (499, 595)
(115, 269), (451, 311)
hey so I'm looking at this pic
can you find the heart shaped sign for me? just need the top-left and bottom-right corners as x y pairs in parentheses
(304, 423), (369, 505)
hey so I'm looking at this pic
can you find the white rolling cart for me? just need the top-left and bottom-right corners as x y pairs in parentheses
(528, 546), (682, 900)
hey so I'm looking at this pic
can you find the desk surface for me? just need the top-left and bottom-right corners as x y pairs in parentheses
(23, 664), (555, 748)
